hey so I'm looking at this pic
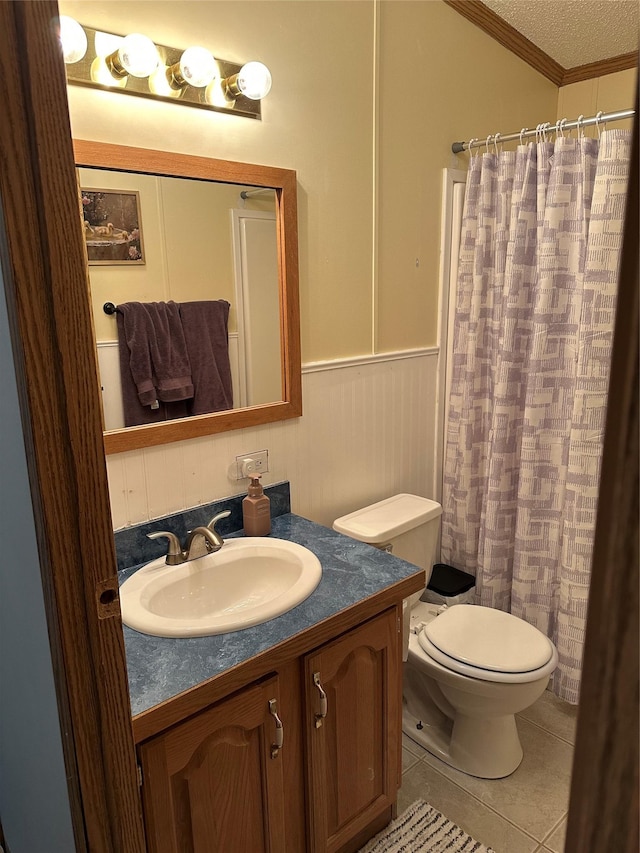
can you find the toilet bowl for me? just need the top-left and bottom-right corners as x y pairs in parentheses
(334, 494), (559, 780)
(404, 600), (557, 778)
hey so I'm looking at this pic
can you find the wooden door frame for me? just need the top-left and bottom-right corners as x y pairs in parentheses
(0, 3), (145, 851)
(0, 3), (636, 851)
(565, 91), (639, 852)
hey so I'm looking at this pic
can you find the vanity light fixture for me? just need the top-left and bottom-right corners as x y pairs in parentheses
(222, 61), (272, 101)
(167, 46), (217, 90)
(61, 19), (271, 120)
(58, 15), (88, 64)
(104, 33), (159, 79)
(63, 27), (160, 89)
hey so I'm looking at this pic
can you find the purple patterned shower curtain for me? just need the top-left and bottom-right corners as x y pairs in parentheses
(441, 129), (631, 703)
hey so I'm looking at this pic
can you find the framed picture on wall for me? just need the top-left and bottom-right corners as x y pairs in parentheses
(81, 188), (145, 265)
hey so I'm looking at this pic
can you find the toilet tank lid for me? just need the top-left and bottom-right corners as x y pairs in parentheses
(333, 494), (442, 543)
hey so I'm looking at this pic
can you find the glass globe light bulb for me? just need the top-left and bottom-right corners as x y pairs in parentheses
(59, 16), (87, 64)
(179, 46), (217, 88)
(236, 61), (272, 100)
(118, 33), (159, 78)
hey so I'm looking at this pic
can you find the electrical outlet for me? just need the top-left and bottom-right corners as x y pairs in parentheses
(235, 449), (269, 479)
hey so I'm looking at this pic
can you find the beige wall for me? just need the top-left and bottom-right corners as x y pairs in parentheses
(79, 168), (172, 340)
(62, 0), (375, 363)
(62, 0), (560, 360)
(376, 1), (558, 351)
(70, 4), (635, 361)
(81, 169), (256, 340)
(59, 1), (636, 527)
(557, 68), (637, 133)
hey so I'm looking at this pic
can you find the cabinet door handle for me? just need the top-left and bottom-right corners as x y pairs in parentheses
(268, 698), (284, 759)
(312, 672), (328, 728)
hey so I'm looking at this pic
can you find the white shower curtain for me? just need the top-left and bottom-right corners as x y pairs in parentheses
(441, 129), (631, 703)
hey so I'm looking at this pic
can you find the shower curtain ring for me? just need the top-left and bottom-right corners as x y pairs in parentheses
(595, 110), (604, 137)
(485, 135), (491, 154)
(467, 137), (478, 157)
(493, 132), (501, 154)
(576, 114), (584, 137)
(520, 127), (527, 146)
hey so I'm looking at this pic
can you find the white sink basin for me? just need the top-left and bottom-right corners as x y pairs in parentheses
(119, 537), (322, 638)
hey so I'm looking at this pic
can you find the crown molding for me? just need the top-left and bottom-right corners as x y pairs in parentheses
(561, 52), (639, 86)
(443, 0), (638, 88)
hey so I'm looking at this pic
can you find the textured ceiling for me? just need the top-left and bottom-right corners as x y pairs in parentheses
(481, 0), (639, 68)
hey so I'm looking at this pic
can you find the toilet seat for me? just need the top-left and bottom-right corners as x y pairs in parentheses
(417, 605), (557, 684)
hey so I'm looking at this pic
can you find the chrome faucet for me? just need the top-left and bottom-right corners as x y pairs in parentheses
(147, 510), (231, 565)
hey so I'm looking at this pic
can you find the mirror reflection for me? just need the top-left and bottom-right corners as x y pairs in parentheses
(80, 166), (282, 431)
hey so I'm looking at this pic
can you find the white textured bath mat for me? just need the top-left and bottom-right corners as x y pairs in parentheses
(358, 800), (496, 853)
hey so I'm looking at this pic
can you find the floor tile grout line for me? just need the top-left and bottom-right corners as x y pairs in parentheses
(403, 753), (543, 846)
(402, 756), (420, 774)
(402, 735), (430, 759)
(538, 810), (567, 846)
(516, 714), (577, 747)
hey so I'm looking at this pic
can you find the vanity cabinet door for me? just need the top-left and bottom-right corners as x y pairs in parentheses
(304, 609), (401, 853)
(139, 675), (286, 853)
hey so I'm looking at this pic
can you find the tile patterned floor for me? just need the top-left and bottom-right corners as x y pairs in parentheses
(399, 689), (578, 853)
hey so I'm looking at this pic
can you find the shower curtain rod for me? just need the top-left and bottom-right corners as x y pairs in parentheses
(451, 108), (635, 154)
(240, 188), (274, 199)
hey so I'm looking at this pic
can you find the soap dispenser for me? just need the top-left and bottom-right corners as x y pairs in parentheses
(242, 474), (271, 536)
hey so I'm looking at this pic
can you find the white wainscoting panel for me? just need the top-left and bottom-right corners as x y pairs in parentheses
(106, 350), (439, 530)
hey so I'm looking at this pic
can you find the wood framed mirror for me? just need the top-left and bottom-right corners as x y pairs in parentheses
(73, 140), (301, 455)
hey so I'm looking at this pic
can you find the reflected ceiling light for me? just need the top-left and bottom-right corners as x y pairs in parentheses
(223, 61), (272, 101)
(58, 16), (87, 64)
(90, 54), (128, 88)
(148, 63), (182, 98)
(105, 33), (159, 79)
(167, 46), (217, 89)
(63, 24), (270, 120)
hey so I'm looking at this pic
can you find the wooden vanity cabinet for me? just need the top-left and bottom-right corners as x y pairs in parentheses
(138, 674), (288, 853)
(136, 608), (402, 853)
(304, 609), (400, 853)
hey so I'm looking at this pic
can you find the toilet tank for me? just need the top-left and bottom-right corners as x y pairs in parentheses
(333, 494), (442, 587)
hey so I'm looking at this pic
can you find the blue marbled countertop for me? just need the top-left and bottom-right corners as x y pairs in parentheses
(120, 513), (424, 717)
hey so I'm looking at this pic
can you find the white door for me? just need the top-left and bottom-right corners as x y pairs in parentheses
(231, 209), (282, 407)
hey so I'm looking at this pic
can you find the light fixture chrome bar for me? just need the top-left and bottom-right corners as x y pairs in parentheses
(451, 108), (635, 153)
(64, 24), (263, 120)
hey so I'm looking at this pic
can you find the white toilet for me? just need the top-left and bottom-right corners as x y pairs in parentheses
(333, 494), (558, 779)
